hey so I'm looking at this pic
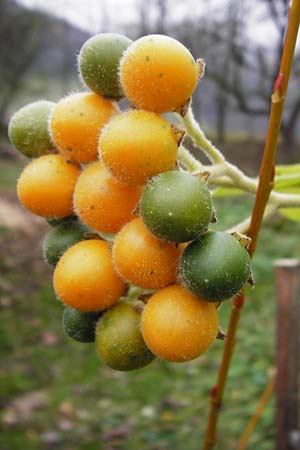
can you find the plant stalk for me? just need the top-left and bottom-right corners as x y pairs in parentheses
(202, 1), (300, 448)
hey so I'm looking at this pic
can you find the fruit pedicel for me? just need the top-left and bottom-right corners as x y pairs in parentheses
(9, 33), (252, 371)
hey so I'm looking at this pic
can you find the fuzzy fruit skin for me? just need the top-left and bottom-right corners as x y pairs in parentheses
(112, 217), (182, 289)
(63, 306), (102, 343)
(96, 301), (155, 371)
(141, 284), (218, 362)
(8, 100), (55, 158)
(141, 171), (213, 243)
(79, 33), (132, 99)
(180, 231), (251, 302)
(17, 154), (80, 218)
(99, 110), (178, 185)
(43, 221), (89, 267)
(49, 92), (118, 163)
(73, 162), (142, 233)
(53, 240), (126, 312)
(120, 35), (198, 113)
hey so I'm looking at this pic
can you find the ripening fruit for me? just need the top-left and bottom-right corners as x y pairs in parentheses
(8, 100), (55, 158)
(73, 162), (142, 233)
(180, 231), (251, 302)
(99, 110), (178, 185)
(43, 221), (89, 267)
(53, 239), (126, 312)
(120, 35), (198, 113)
(95, 300), (155, 371)
(141, 284), (218, 362)
(112, 217), (182, 289)
(78, 33), (132, 99)
(141, 171), (213, 243)
(63, 306), (102, 343)
(17, 154), (80, 218)
(49, 92), (119, 163)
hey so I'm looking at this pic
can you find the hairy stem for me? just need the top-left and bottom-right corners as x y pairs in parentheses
(177, 147), (300, 209)
(181, 108), (225, 164)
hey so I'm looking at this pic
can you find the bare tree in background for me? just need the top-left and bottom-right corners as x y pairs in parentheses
(0, 0), (49, 132)
(202, 0), (300, 148)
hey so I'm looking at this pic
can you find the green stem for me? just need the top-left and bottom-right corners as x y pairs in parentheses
(177, 130), (300, 209)
(181, 108), (225, 164)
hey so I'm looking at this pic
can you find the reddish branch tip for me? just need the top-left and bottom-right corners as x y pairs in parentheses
(210, 385), (218, 399)
(271, 165), (275, 183)
(273, 73), (284, 95)
(233, 293), (245, 309)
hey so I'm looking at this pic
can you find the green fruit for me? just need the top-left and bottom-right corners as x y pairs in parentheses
(43, 221), (89, 267)
(95, 301), (155, 371)
(180, 231), (251, 302)
(78, 33), (132, 99)
(140, 171), (213, 243)
(45, 215), (77, 227)
(63, 306), (102, 343)
(8, 100), (55, 158)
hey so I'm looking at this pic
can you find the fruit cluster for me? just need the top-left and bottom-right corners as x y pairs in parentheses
(9, 33), (252, 371)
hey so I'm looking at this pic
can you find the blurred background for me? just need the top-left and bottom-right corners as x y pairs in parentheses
(0, 1), (299, 449)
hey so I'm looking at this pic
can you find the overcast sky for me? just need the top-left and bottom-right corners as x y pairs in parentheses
(18, 0), (278, 46)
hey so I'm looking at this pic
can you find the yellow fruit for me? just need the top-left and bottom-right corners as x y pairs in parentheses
(53, 239), (126, 312)
(112, 217), (182, 289)
(99, 110), (178, 185)
(141, 284), (218, 362)
(73, 162), (142, 233)
(17, 154), (80, 218)
(49, 92), (118, 163)
(120, 35), (198, 113)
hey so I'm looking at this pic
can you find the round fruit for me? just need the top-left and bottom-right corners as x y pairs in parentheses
(8, 100), (55, 158)
(180, 231), (251, 302)
(99, 110), (178, 185)
(120, 35), (198, 113)
(141, 171), (213, 242)
(49, 92), (118, 163)
(53, 239), (126, 312)
(96, 300), (155, 371)
(17, 154), (80, 218)
(63, 306), (102, 343)
(141, 284), (218, 362)
(43, 221), (89, 267)
(73, 162), (142, 233)
(78, 33), (132, 99)
(112, 217), (182, 289)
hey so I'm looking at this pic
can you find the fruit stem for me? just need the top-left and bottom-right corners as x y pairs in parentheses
(177, 142), (300, 210)
(177, 145), (203, 171)
(227, 205), (277, 234)
(202, 1), (300, 448)
(177, 145), (300, 217)
(180, 107), (225, 164)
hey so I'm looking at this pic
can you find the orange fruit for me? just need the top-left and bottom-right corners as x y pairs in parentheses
(73, 162), (142, 233)
(141, 284), (218, 362)
(120, 35), (198, 113)
(17, 154), (80, 218)
(99, 110), (178, 185)
(53, 239), (126, 312)
(49, 92), (118, 163)
(112, 217), (182, 289)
